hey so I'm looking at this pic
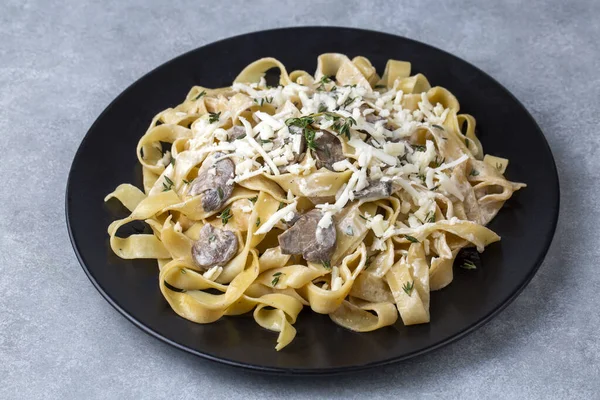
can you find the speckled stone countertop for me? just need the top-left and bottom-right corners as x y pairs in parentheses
(1, 0), (598, 398)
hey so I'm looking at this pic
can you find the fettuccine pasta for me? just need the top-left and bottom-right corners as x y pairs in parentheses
(105, 54), (526, 350)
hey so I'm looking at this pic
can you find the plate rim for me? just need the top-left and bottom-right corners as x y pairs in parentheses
(65, 26), (560, 375)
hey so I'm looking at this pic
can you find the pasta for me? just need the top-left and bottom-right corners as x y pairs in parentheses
(105, 54), (526, 350)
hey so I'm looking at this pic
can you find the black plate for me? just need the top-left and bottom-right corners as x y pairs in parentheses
(66, 27), (559, 374)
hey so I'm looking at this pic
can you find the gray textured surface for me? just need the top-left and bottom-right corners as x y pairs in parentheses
(1, 0), (598, 398)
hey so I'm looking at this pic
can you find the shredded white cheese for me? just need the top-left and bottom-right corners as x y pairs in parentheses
(255, 201), (298, 235)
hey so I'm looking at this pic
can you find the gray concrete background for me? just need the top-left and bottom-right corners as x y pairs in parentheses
(1, 0), (598, 398)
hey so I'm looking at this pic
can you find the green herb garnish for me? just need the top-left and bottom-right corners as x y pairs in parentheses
(470, 169), (480, 177)
(404, 234), (419, 243)
(432, 157), (445, 168)
(285, 115), (315, 129)
(318, 103), (328, 113)
(208, 111), (221, 124)
(218, 207), (232, 226)
(248, 196), (258, 204)
(374, 84), (386, 89)
(342, 96), (356, 107)
(321, 260), (331, 270)
(162, 176), (174, 191)
(304, 127), (317, 150)
(331, 116), (356, 140)
(316, 75), (332, 91)
(216, 186), (224, 200)
(255, 217), (261, 227)
(412, 145), (426, 152)
(271, 272), (284, 286)
(402, 281), (414, 296)
(426, 212), (436, 223)
(460, 260), (477, 270)
(193, 90), (206, 101)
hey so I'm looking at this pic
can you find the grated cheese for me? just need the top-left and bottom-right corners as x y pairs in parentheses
(255, 201), (298, 235)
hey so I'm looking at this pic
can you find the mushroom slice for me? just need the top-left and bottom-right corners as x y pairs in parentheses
(278, 209), (336, 263)
(188, 152), (235, 212)
(191, 224), (238, 269)
(313, 131), (344, 171)
(353, 180), (392, 201)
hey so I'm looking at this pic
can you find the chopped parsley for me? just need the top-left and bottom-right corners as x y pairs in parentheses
(216, 186), (224, 200)
(426, 211), (436, 223)
(218, 207), (232, 226)
(248, 196), (258, 204)
(402, 281), (414, 296)
(208, 111), (221, 124)
(321, 260), (331, 270)
(432, 157), (445, 168)
(255, 217), (261, 227)
(342, 96), (356, 107)
(315, 75), (332, 91)
(162, 176), (174, 192)
(193, 90), (206, 101)
(271, 272), (284, 286)
(404, 234), (419, 243)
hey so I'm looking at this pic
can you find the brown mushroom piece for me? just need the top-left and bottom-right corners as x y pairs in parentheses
(228, 125), (246, 141)
(359, 104), (394, 130)
(357, 104), (383, 123)
(188, 152), (235, 212)
(313, 131), (344, 170)
(278, 209), (337, 263)
(191, 224), (238, 269)
(353, 180), (393, 201)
